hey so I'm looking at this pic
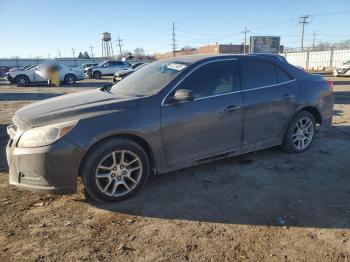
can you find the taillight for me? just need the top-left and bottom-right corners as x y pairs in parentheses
(327, 80), (333, 92)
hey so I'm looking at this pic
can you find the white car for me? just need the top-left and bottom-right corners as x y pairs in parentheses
(85, 60), (130, 79)
(5, 63), (84, 86)
(333, 60), (350, 77)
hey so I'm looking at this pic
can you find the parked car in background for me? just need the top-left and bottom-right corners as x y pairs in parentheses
(5, 63), (84, 86)
(6, 55), (333, 202)
(112, 62), (148, 84)
(0, 66), (12, 77)
(74, 63), (98, 71)
(85, 60), (130, 79)
(333, 60), (350, 76)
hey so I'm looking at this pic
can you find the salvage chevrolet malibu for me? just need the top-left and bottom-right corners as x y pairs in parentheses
(6, 55), (334, 202)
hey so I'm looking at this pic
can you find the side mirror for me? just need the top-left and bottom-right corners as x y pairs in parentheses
(174, 89), (194, 102)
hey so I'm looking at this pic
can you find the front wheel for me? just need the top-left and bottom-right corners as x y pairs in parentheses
(81, 138), (150, 202)
(93, 71), (102, 79)
(15, 75), (30, 87)
(282, 111), (316, 153)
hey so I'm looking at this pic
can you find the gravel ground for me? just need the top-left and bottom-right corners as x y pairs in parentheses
(0, 76), (349, 262)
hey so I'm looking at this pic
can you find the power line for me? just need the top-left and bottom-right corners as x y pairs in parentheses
(171, 22), (177, 57)
(299, 15), (310, 51)
(116, 36), (123, 56)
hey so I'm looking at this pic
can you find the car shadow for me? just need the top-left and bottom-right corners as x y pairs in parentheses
(333, 80), (350, 85)
(0, 124), (9, 171)
(88, 134), (350, 229)
(333, 90), (350, 104)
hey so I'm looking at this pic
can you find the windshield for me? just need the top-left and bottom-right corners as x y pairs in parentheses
(97, 61), (107, 67)
(110, 60), (188, 96)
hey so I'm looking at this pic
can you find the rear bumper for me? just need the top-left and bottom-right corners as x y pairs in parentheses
(6, 137), (85, 194)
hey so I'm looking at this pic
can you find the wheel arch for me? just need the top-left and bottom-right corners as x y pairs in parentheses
(298, 106), (322, 124)
(78, 133), (156, 177)
(14, 74), (31, 83)
(64, 72), (76, 77)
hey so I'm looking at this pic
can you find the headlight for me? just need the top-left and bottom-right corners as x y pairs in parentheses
(18, 120), (78, 148)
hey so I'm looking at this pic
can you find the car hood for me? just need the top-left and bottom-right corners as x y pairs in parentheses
(336, 65), (350, 69)
(114, 68), (134, 76)
(85, 65), (100, 71)
(14, 88), (143, 128)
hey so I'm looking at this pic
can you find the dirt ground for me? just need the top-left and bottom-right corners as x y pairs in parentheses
(0, 76), (349, 262)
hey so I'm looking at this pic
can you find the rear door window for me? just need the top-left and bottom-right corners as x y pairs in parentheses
(241, 60), (277, 90)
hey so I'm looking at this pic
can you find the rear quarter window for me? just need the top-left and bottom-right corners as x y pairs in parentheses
(275, 65), (293, 83)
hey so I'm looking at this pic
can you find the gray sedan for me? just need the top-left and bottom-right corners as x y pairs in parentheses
(6, 55), (334, 202)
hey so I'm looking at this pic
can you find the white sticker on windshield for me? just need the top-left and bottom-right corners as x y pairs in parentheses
(167, 63), (187, 71)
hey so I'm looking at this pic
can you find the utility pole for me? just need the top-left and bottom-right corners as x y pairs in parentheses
(116, 36), (123, 56)
(312, 31), (316, 50)
(58, 51), (61, 58)
(89, 45), (94, 58)
(299, 15), (310, 51)
(172, 22), (176, 57)
(242, 26), (250, 54)
(71, 47), (75, 58)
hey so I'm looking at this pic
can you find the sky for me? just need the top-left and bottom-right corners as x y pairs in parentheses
(0, 0), (349, 58)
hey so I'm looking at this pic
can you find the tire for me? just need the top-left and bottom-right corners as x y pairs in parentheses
(81, 138), (150, 202)
(64, 74), (76, 84)
(282, 111), (316, 153)
(93, 71), (102, 79)
(15, 75), (30, 87)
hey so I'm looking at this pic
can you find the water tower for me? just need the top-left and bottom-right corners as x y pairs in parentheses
(101, 32), (114, 59)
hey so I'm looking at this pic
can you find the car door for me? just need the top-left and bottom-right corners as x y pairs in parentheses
(100, 61), (111, 75)
(240, 58), (298, 151)
(161, 59), (243, 168)
(113, 62), (129, 73)
(33, 65), (47, 82)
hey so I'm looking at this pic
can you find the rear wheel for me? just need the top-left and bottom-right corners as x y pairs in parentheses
(93, 71), (102, 79)
(282, 111), (316, 153)
(64, 74), (76, 84)
(15, 75), (30, 87)
(81, 138), (150, 202)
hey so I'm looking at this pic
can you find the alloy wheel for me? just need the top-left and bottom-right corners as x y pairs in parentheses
(292, 117), (314, 150)
(17, 77), (27, 86)
(66, 75), (75, 84)
(95, 150), (142, 197)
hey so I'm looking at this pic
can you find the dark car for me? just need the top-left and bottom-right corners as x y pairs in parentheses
(6, 55), (334, 202)
(0, 66), (12, 77)
(112, 62), (148, 84)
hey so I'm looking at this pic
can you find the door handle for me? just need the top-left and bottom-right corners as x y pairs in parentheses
(283, 94), (294, 100)
(224, 105), (240, 112)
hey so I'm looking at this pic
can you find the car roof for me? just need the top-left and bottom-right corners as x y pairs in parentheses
(160, 54), (287, 65)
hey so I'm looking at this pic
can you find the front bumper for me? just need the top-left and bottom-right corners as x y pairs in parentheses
(5, 74), (15, 83)
(6, 134), (85, 194)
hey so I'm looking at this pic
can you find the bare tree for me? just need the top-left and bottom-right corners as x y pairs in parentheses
(181, 45), (195, 55)
(133, 48), (145, 60)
